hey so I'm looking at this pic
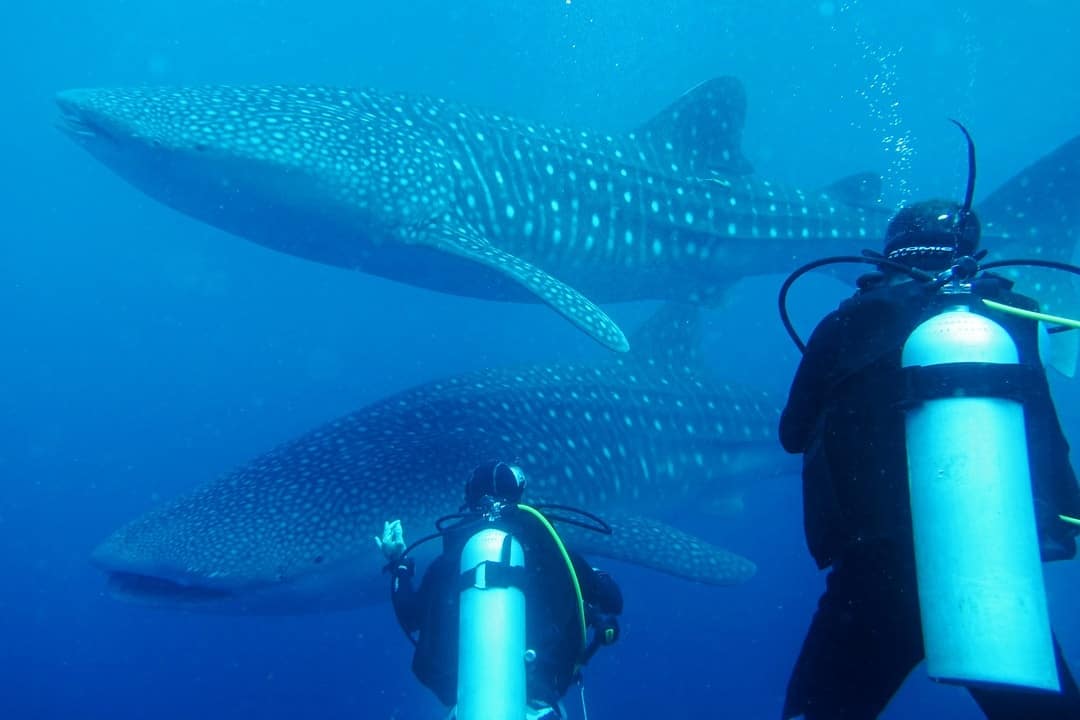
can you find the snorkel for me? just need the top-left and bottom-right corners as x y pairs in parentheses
(950, 118), (977, 250)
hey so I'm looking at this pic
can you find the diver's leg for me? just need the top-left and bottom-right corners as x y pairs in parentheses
(782, 544), (923, 720)
(968, 635), (1080, 719)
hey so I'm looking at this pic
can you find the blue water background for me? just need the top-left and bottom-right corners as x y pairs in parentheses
(3, 1), (1080, 718)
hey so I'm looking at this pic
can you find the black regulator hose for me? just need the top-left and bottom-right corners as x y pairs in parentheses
(781, 256), (1080, 353)
(778, 254), (934, 353)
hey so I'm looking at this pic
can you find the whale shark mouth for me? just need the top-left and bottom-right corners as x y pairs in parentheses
(55, 95), (104, 140)
(54, 91), (133, 152)
(105, 571), (235, 604)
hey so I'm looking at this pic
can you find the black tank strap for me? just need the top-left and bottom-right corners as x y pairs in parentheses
(458, 533), (529, 591)
(898, 362), (1041, 407)
(458, 561), (529, 591)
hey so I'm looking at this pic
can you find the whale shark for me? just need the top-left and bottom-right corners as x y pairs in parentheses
(55, 75), (1080, 350)
(92, 304), (793, 613)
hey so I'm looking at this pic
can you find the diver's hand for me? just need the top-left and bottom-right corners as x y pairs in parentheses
(375, 519), (406, 562)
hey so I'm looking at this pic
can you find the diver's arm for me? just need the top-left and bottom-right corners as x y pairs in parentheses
(780, 311), (844, 453)
(389, 556), (423, 632)
(568, 552), (623, 616)
(378, 519), (424, 632)
(571, 554), (622, 663)
(572, 554), (622, 619)
(993, 288), (1080, 553)
(584, 570), (623, 616)
(1027, 375), (1080, 559)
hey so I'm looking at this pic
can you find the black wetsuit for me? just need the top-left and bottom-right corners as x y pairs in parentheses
(780, 273), (1080, 720)
(391, 508), (622, 712)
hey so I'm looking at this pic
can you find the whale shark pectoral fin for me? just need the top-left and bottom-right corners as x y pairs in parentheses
(409, 220), (630, 352)
(559, 512), (756, 586)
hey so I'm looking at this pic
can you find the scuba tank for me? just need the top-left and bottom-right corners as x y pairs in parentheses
(901, 301), (1058, 691)
(457, 526), (528, 720)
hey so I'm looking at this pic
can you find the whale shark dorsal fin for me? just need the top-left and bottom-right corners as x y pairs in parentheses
(624, 302), (705, 372)
(635, 76), (753, 176)
(823, 171), (883, 209)
(559, 511), (756, 586)
(408, 219), (630, 352)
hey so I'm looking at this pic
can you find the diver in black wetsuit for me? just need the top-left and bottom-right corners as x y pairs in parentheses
(780, 197), (1080, 719)
(378, 460), (623, 720)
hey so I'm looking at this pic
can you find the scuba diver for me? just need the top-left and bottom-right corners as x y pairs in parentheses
(376, 459), (623, 720)
(777, 123), (1080, 719)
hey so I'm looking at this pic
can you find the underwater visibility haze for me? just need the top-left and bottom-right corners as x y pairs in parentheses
(4, 1), (1080, 719)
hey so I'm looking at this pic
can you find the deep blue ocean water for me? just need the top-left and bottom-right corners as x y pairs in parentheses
(3, 1), (1080, 718)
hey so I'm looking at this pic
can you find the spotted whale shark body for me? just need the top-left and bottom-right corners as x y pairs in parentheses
(56, 78), (1080, 350)
(91, 305), (792, 613)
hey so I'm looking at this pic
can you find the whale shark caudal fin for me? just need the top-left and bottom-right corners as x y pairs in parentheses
(635, 76), (753, 177)
(560, 512), (756, 586)
(406, 219), (630, 352)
